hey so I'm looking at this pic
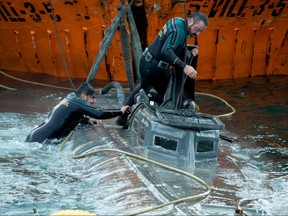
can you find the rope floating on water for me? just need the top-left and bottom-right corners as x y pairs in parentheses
(0, 70), (74, 91)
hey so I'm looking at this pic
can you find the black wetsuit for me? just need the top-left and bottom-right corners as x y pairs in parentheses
(125, 17), (187, 106)
(25, 92), (123, 143)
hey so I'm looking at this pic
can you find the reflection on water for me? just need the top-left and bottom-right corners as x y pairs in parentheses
(0, 75), (287, 215)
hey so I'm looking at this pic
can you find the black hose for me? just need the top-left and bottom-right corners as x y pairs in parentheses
(100, 81), (125, 105)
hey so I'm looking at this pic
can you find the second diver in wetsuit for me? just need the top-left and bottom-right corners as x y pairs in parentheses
(116, 12), (208, 128)
(25, 82), (130, 143)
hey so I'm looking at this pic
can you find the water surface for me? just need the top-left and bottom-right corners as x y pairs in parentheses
(0, 74), (287, 215)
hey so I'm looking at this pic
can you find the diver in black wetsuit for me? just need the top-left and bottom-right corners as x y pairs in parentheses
(25, 82), (130, 143)
(116, 12), (208, 127)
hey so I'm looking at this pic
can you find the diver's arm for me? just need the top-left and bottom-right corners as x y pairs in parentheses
(68, 93), (130, 119)
(79, 103), (130, 120)
(83, 107), (122, 119)
(80, 115), (103, 125)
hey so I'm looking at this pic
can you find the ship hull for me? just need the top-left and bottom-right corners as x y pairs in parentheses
(0, 0), (287, 81)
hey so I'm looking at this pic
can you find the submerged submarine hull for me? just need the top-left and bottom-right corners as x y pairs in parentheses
(127, 99), (225, 168)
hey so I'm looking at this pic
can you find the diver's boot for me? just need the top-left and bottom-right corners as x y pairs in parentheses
(182, 99), (196, 111)
(139, 89), (149, 104)
(115, 113), (129, 129)
(182, 99), (200, 112)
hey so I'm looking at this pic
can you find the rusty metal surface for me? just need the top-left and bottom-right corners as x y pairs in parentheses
(0, 0), (287, 81)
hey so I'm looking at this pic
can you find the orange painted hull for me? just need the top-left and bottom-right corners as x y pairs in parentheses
(0, 0), (287, 81)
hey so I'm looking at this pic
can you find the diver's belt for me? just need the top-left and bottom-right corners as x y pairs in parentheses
(143, 48), (170, 70)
